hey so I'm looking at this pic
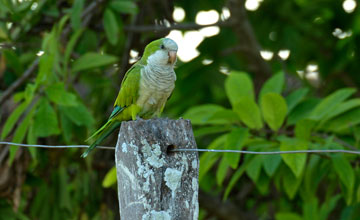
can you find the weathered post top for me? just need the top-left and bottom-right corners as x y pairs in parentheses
(115, 118), (199, 220)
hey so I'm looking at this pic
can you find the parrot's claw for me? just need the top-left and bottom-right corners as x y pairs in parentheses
(136, 116), (144, 121)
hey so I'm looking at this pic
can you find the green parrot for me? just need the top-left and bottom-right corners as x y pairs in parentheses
(81, 38), (178, 158)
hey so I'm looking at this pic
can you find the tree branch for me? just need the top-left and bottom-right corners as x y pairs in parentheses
(124, 20), (234, 32)
(0, 0), (105, 106)
(0, 58), (39, 105)
(227, 0), (272, 90)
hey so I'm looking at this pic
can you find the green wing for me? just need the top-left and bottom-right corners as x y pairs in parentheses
(82, 63), (143, 157)
(114, 63), (142, 109)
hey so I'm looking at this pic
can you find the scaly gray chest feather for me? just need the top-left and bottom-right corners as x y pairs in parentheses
(136, 66), (176, 117)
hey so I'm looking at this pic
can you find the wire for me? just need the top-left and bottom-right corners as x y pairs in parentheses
(1, 142), (360, 155)
(170, 148), (360, 155)
(0, 142), (115, 150)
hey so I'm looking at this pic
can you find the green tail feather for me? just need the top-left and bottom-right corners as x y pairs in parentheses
(85, 120), (112, 142)
(81, 120), (121, 158)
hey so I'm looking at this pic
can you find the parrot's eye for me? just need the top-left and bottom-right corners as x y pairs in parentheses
(160, 44), (165, 49)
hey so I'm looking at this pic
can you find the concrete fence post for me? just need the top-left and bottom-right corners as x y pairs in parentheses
(115, 118), (199, 220)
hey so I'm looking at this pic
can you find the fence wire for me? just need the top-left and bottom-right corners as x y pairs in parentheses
(1, 141), (360, 155)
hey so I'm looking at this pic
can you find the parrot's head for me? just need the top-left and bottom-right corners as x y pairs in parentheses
(142, 38), (178, 67)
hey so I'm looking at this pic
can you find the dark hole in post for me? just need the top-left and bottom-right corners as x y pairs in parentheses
(166, 144), (176, 156)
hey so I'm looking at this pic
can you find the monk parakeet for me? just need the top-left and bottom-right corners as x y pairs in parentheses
(81, 38), (178, 158)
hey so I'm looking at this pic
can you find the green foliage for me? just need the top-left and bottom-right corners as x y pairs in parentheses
(185, 71), (360, 218)
(262, 154), (281, 177)
(234, 97), (263, 129)
(224, 127), (248, 169)
(275, 212), (302, 220)
(34, 98), (60, 137)
(1, 0), (360, 219)
(260, 93), (287, 131)
(72, 52), (118, 72)
(103, 8), (119, 45)
(182, 104), (227, 125)
(286, 88), (309, 113)
(71, 0), (84, 30)
(309, 88), (356, 121)
(60, 103), (94, 127)
(259, 71), (284, 100)
(109, 0), (138, 15)
(103, 167), (117, 188)
(45, 83), (77, 106)
(1, 101), (28, 140)
(225, 71), (254, 105)
(280, 137), (307, 178)
(331, 155), (355, 204)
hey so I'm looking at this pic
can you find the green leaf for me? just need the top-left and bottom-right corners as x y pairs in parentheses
(309, 88), (356, 121)
(245, 155), (263, 183)
(234, 97), (263, 129)
(323, 108), (360, 132)
(103, 166), (117, 188)
(72, 52), (118, 72)
(321, 98), (360, 123)
(64, 29), (84, 71)
(225, 71), (254, 106)
(216, 157), (229, 186)
(34, 99), (60, 137)
(199, 134), (226, 181)
(3, 50), (23, 74)
(287, 98), (320, 125)
(103, 8), (119, 45)
(255, 171), (270, 195)
(58, 14), (70, 34)
(286, 88), (309, 113)
(319, 195), (341, 220)
(357, 185), (360, 203)
(280, 138), (308, 178)
(303, 199), (319, 220)
(59, 103), (94, 127)
(60, 111), (74, 143)
(70, 0), (84, 29)
(331, 155), (354, 204)
(262, 154), (282, 177)
(259, 71), (284, 100)
(260, 93), (287, 131)
(58, 166), (71, 211)
(183, 104), (225, 125)
(295, 119), (316, 140)
(13, 91), (24, 103)
(207, 109), (240, 124)
(9, 103), (37, 164)
(76, 30), (98, 54)
(24, 83), (36, 103)
(26, 123), (37, 159)
(224, 127), (248, 169)
(223, 157), (252, 200)
(275, 212), (303, 220)
(1, 102), (29, 140)
(45, 83), (77, 106)
(283, 169), (303, 199)
(36, 54), (54, 85)
(109, 0), (138, 14)
(193, 125), (232, 138)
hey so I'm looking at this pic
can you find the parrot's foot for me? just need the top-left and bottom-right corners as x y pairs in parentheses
(136, 116), (144, 121)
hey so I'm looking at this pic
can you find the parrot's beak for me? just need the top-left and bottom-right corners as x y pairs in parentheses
(168, 50), (177, 64)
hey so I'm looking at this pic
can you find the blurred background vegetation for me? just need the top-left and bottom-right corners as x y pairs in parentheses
(0, 0), (360, 219)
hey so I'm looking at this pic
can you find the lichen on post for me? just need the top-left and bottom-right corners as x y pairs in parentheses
(115, 118), (199, 220)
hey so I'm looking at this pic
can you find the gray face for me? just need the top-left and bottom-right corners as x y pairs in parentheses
(162, 38), (178, 52)
(147, 38), (178, 66)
